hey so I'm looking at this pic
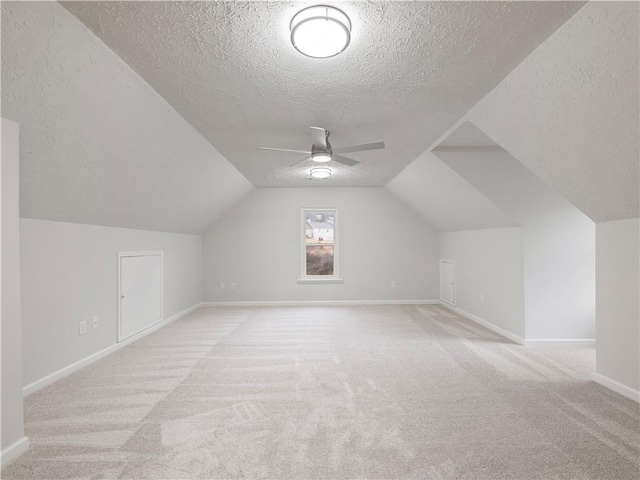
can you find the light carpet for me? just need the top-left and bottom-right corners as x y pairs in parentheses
(2, 305), (639, 479)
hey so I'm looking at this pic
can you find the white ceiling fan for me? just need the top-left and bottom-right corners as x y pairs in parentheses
(259, 127), (385, 167)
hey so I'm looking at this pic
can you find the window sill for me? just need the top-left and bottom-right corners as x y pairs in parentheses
(297, 278), (344, 284)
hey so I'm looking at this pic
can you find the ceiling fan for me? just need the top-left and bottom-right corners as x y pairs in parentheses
(259, 127), (385, 167)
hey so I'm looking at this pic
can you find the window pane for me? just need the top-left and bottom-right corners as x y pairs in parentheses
(304, 211), (334, 244)
(306, 245), (334, 275)
(303, 210), (336, 277)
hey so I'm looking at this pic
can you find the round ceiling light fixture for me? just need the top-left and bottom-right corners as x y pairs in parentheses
(290, 5), (351, 59)
(311, 151), (332, 163)
(310, 167), (332, 179)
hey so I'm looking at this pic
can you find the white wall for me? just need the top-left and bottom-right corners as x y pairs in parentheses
(595, 218), (639, 398)
(435, 142), (595, 341)
(468, 2), (638, 223)
(203, 188), (439, 302)
(1, 119), (28, 462)
(523, 211), (595, 341)
(20, 219), (203, 386)
(439, 228), (525, 340)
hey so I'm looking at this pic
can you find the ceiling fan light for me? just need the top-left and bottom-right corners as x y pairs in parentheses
(311, 152), (332, 163)
(290, 5), (351, 59)
(310, 167), (332, 179)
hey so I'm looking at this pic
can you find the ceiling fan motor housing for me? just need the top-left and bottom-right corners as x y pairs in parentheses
(311, 131), (332, 161)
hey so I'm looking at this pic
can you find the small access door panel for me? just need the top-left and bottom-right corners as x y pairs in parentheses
(118, 251), (163, 342)
(440, 259), (455, 305)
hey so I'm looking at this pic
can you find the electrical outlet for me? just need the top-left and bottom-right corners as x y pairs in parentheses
(230, 282), (236, 290)
(79, 320), (87, 335)
(92, 316), (99, 329)
(391, 281), (397, 289)
(220, 282), (225, 290)
(479, 294), (485, 304)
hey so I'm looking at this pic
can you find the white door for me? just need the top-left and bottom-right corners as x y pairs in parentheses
(440, 260), (455, 305)
(118, 251), (163, 342)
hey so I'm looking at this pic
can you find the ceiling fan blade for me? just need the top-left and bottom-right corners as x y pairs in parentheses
(310, 127), (327, 149)
(332, 154), (359, 167)
(259, 147), (311, 155)
(333, 141), (385, 155)
(290, 156), (311, 167)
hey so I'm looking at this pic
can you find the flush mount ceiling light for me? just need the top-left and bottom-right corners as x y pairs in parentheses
(290, 5), (351, 58)
(310, 167), (332, 179)
(311, 151), (332, 163)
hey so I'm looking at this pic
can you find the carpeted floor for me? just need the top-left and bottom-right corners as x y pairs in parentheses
(2, 305), (639, 479)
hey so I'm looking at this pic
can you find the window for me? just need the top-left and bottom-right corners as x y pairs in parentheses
(299, 209), (342, 283)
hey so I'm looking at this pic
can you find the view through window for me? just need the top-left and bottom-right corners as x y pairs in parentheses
(303, 210), (336, 276)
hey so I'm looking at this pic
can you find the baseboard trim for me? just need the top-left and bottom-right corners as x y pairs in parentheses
(1, 436), (29, 467)
(23, 303), (203, 397)
(593, 373), (640, 403)
(524, 339), (596, 347)
(438, 303), (525, 345)
(201, 300), (441, 307)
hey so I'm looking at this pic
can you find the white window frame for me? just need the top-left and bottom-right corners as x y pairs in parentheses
(298, 208), (343, 284)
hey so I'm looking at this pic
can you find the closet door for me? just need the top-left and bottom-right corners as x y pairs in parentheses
(118, 251), (163, 342)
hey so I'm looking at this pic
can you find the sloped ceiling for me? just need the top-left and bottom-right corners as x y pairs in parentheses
(433, 123), (593, 227)
(467, 1), (639, 223)
(1, 1), (253, 234)
(385, 150), (514, 232)
(61, 1), (584, 187)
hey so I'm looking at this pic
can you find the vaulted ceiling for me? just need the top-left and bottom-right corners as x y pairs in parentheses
(6, 1), (635, 235)
(61, 1), (584, 187)
(467, 1), (639, 222)
(2, 1), (253, 233)
(387, 2), (639, 226)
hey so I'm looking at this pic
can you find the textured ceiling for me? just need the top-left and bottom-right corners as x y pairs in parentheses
(62, 1), (584, 187)
(467, 1), (638, 222)
(2, 2), (253, 234)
